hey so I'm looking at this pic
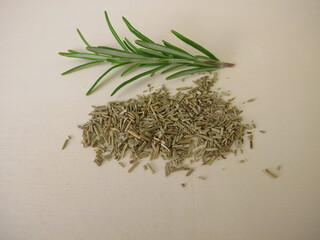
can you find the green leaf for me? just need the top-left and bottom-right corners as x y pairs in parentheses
(67, 50), (80, 54)
(171, 30), (220, 61)
(166, 67), (216, 80)
(123, 38), (154, 57)
(122, 17), (154, 43)
(76, 29), (91, 47)
(59, 52), (108, 61)
(87, 46), (146, 59)
(61, 61), (103, 75)
(104, 11), (129, 52)
(162, 40), (193, 56)
(195, 55), (212, 61)
(124, 38), (140, 53)
(121, 63), (141, 76)
(138, 48), (166, 58)
(111, 64), (169, 96)
(161, 64), (186, 74)
(135, 40), (196, 60)
(123, 40), (136, 53)
(86, 62), (130, 95)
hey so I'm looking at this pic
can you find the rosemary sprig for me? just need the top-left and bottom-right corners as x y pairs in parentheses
(59, 11), (234, 96)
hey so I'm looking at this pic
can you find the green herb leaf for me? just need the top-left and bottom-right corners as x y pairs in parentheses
(121, 63), (141, 76)
(76, 29), (91, 47)
(161, 64), (186, 74)
(122, 16), (154, 43)
(111, 64), (169, 96)
(86, 62), (130, 95)
(59, 52), (108, 61)
(135, 40), (196, 60)
(166, 67), (217, 80)
(195, 55), (213, 61)
(62, 61), (103, 75)
(87, 46), (146, 59)
(123, 38), (140, 53)
(162, 40), (192, 56)
(138, 48), (167, 58)
(104, 11), (129, 52)
(171, 30), (220, 61)
(123, 40), (136, 53)
(68, 50), (80, 54)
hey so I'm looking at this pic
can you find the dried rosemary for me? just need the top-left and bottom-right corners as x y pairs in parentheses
(78, 73), (253, 176)
(61, 135), (71, 150)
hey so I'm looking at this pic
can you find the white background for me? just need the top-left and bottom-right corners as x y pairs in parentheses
(1, 0), (320, 239)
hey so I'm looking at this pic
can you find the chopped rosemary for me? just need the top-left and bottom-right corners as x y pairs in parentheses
(78, 73), (253, 177)
(264, 168), (278, 178)
(128, 161), (140, 173)
(185, 169), (194, 176)
(61, 136), (71, 150)
(146, 163), (155, 174)
(118, 162), (125, 168)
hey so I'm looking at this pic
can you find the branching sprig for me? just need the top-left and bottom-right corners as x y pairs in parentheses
(59, 11), (234, 96)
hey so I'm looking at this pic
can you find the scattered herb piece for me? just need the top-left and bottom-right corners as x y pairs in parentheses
(186, 169), (194, 177)
(234, 149), (238, 156)
(248, 135), (254, 149)
(264, 168), (278, 178)
(61, 137), (71, 150)
(247, 98), (256, 103)
(128, 161), (140, 173)
(118, 162), (125, 168)
(146, 163), (155, 174)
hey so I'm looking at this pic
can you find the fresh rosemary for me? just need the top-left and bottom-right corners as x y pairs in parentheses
(59, 11), (234, 96)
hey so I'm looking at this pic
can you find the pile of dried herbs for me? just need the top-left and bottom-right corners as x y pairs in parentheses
(78, 73), (253, 176)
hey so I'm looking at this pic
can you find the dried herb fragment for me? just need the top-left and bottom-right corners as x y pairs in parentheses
(118, 162), (125, 168)
(146, 163), (155, 174)
(264, 168), (278, 178)
(186, 169), (194, 176)
(61, 136), (71, 150)
(128, 161), (140, 173)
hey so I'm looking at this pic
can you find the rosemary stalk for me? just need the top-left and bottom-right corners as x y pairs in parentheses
(59, 11), (234, 96)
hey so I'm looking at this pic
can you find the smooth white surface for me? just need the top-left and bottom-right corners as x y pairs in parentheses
(1, 0), (320, 239)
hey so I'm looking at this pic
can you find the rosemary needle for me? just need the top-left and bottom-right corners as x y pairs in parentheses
(59, 11), (234, 96)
